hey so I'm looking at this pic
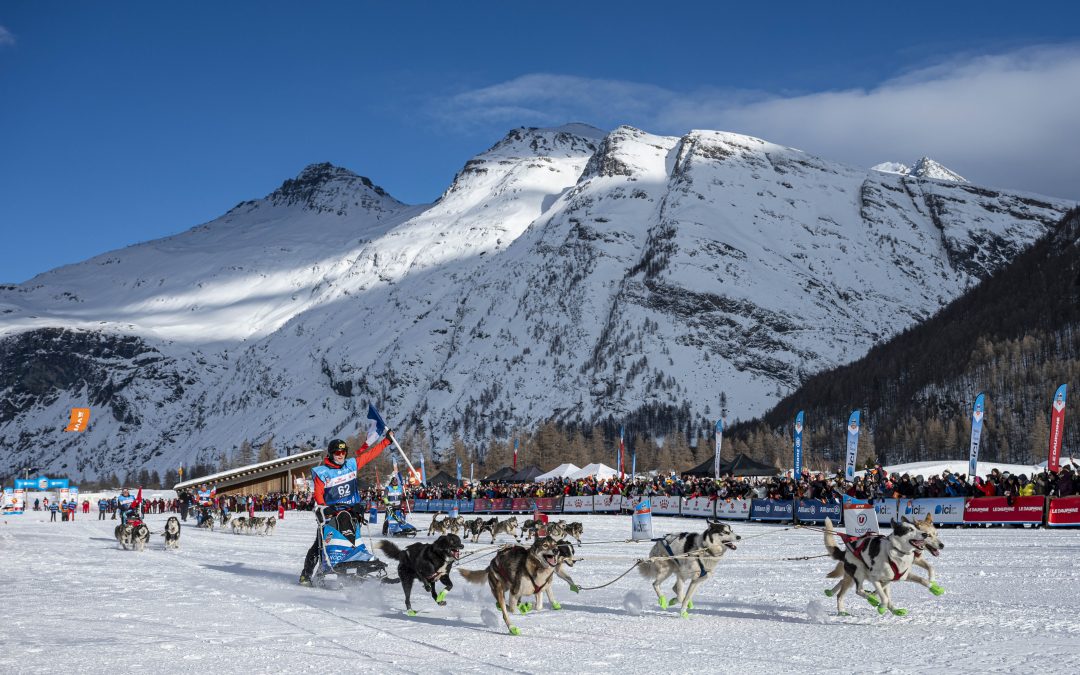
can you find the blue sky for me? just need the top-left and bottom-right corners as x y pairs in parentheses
(2, 1), (1079, 283)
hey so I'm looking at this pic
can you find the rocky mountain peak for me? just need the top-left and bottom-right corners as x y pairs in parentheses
(267, 162), (404, 214)
(911, 157), (967, 182)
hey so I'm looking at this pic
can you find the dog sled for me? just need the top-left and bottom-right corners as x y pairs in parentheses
(382, 505), (417, 537)
(314, 510), (389, 586)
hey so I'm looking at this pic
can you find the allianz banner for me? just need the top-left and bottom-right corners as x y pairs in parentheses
(795, 500), (842, 523)
(1047, 496), (1080, 526)
(874, 498), (966, 524)
(715, 499), (751, 520)
(412, 499), (431, 512)
(681, 496), (715, 518)
(751, 499), (793, 521)
(563, 495), (594, 513)
(963, 496), (1045, 524)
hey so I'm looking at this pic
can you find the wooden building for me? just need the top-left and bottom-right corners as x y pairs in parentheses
(174, 449), (323, 496)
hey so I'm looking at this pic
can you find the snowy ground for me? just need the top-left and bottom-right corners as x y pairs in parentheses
(2, 511), (1078, 674)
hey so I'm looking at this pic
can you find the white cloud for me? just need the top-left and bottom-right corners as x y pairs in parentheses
(0, 25), (15, 47)
(433, 44), (1080, 200)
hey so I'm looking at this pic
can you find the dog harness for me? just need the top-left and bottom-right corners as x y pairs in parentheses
(493, 551), (545, 595)
(659, 538), (707, 579)
(841, 533), (906, 581)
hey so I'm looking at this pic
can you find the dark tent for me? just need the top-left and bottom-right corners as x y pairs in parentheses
(424, 470), (458, 485)
(482, 466), (518, 482)
(509, 465), (543, 482)
(684, 453), (778, 478)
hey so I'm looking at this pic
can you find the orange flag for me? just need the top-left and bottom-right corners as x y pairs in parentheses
(64, 408), (91, 432)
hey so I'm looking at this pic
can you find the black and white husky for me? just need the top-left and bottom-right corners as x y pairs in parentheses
(162, 516), (181, 550)
(115, 522), (151, 551)
(825, 513), (946, 599)
(638, 519), (740, 616)
(823, 516), (926, 616)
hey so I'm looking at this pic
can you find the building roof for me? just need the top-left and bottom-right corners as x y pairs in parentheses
(174, 449), (323, 491)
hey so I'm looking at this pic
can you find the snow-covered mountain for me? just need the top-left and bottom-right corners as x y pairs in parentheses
(0, 124), (1072, 479)
(872, 156), (967, 182)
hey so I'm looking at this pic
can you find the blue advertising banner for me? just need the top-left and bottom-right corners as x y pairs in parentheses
(793, 410), (805, 477)
(968, 393), (986, 477)
(15, 477), (69, 490)
(750, 499), (794, 521)
(795, 499), (842, 523)
(845, 410), (861, 481)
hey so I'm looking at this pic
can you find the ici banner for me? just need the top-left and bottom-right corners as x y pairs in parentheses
(874, 497), (966, 524)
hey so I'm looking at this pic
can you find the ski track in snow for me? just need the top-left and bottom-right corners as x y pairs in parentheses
(2, 513), (1079, 673)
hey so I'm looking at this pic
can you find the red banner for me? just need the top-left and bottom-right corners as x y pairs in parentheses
(963, 496), (1045, 524)
(1047, 496), (1080, 526)
(1048, 384), (1067, 472)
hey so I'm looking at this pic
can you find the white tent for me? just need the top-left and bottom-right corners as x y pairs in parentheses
(856, 460), (1043, 479)
(568, 462), (618, 480)
(534, 463), (581, 481)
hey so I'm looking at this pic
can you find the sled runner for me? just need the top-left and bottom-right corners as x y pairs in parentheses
(315, 511), (389, 584)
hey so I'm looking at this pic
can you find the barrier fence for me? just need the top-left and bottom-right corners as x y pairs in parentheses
(401, 495), (1080, 527)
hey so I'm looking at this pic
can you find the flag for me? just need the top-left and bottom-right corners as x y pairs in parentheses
(619, 426), (625, 479)
(631, 446), (636, 478)
(714, 419), (723, 480)
(513, 438), (518, 470)
(456, 458), (462, 485)
(64, 407), (90, 432)
(793, 410), (805, 477)
(392, 456), (400, 485)
(968, 393), (986, 477)
(845, 410), (861, 481)
(1048, 384), (1068, 472)
(470, 462), (474, 484)
(420, 456), (427, 485)
(178, 464), (183, 479)
(366, 404), (388, 445)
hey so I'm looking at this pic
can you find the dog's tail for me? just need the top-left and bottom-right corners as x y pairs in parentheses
(823, 517), (845, 563)
(376, 540), (405, 562)
(459, 568), (488, 584)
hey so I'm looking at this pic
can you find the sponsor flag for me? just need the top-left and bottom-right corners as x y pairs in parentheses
(631, 446), (636, 479)
(420, 456), (427, 485)
(793, 410), (805, 478)
(365, 404), (388, 445)
(619, 426), (625, 479)
(178, 464), (183, 480)
(64, 407), (90, 432)
(968, 393), (986, 477)
(714, 419), (723, 479)
(1048, 384), (1068, 472)
(631, 498), (653, 541)
(513, 438), (518, 470)
(456, 458), (462, 485)
(845, 410), (860, 481)
(470, 462), (474, 484)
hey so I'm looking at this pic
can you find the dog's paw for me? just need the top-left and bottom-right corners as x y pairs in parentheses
(508, 626), (521, 636)
(551, 601), (562, 610)
(876, 605), (886, 615)
(658, 596), (669, 609)
(435, 589), (448, 603)
(929, 583), (945, 596)
(823, 588), (834, 597)
(687, 600), (694, 610)
(890, 607), (908, 616)
(837, 611), (851, 617)
(865, 593), (881, 607)
(517, 602), (532, 614)
(406, 609), (417, 617)
(679, 609), (690, 618)
(569, 584), (580, 593)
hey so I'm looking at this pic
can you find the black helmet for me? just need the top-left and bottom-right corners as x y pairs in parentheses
(327, 439), (348, 456)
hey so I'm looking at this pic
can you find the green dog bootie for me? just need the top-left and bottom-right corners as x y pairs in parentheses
(508, 626), (521, 636)
(658, 596), (670, 609)
(824, 588), (835, 597)
(551, 601), (562, 610)
(680, 609), (690, 618)
(687, 600), (694, 610)
(517, 602), (532, 614)
(890, 607), (908, 616)
(569, 584), (581, 593)
(436, 589), (448, 603)
(929, 583), (945, 596)
(406, 609), (417, 617)
(865, 593), (881, 607)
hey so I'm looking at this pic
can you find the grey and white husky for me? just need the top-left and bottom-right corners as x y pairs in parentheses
(459, 535), (561, 634)
(823, 516), (928, 616)
(825, 513), (946, 599)
(638, 519), (740, 617)
(162, 516), (182, 550)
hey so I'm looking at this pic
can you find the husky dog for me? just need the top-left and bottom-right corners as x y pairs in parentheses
(459, 535), (561, 634)
(823, 517), (926, 616)
(162, 516), (182, 550)
(471, 517), (499, 543)
(519, 519), (542, 540)
(462, 517), (486, 541)
(563, 521), (584, 543)
(377, 534), (464, 615)
(115, 523), (133, 549)
(197, 513), (215, 531)
(639, 519), (740, 617)
(230, 516), (248, 534)
(248, 516), (267, 534)
(219, 511), (232, 528)
(264, 517), (277, 535)
(489, 517), (520, 543)
(428, 513), (452, 536)
(447, 516), (465, 534)
(528, 540), (580, 612)
(826, 513), (946, 597)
